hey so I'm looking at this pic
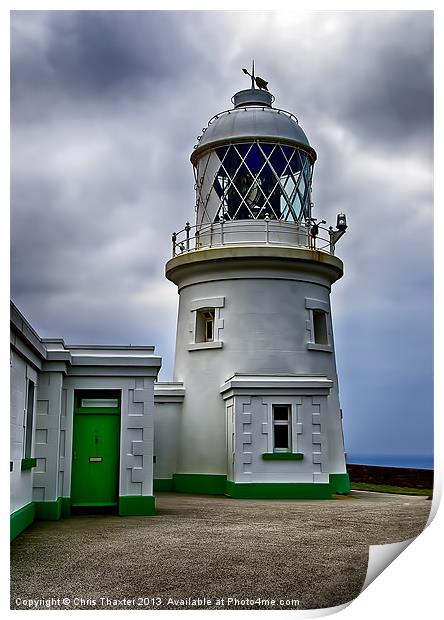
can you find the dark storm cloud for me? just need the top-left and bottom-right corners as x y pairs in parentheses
(46, 11), (173, 93)
(332, 12), (433, 151)
(11, 10), (214, 127)
(10, 11), (433, 455)
(12, 11), (196, 96)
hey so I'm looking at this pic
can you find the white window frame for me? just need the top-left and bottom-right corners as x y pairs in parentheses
(188, 296), (224, 351)
(272, 404), (292, 453)
(305, 297), (333, 353)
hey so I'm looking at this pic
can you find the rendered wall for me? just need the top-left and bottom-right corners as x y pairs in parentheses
(171, 255), (347, 479)
(10, 349), (38, 514)
(226, 393), (330, 484)
(153, 402), (181, 481)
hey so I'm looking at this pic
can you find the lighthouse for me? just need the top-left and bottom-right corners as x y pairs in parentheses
(164, 69), (350, 499)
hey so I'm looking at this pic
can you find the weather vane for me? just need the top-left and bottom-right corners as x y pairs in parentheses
(242, 61), (269, 91)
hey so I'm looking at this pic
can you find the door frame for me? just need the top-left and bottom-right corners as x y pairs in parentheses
(70, 389), (121, 508)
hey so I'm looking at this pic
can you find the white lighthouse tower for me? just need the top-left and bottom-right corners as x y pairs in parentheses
(164, 69), (350, 498)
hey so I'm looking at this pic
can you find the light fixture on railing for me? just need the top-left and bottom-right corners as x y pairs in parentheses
(336, 213), (347, 231)
(328, 212), (348, 255)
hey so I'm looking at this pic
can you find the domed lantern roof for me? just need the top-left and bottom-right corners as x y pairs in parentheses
(191, 87), (316, 166)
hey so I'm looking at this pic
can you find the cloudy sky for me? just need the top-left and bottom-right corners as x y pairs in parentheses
(10, 10), (433, 462)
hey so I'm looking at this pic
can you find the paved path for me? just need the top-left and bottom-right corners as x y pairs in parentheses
(10, 491), (431, 610)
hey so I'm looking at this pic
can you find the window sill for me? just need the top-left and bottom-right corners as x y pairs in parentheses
(188, 341), (223, 352)
(307, 343), (332, 353)
(262, 453), (304, 461)
(21, 458), (37, 471)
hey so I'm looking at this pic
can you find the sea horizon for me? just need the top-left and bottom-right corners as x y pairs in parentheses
(346, 453), (434, 470)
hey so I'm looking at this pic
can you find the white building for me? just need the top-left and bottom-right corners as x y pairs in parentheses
(10, 75), (350, 540)
(10, 302), (161, 540)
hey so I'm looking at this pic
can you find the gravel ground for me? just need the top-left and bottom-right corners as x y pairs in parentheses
(10, 490), (431, 611)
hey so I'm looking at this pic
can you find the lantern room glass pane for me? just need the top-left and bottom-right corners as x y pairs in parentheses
(260, 143), (274, 157)
(245, 143), (265, 173)
(215, 145), (229, 160)
(195, 141), (313, 225)
(268, 146), (287, 177)
(220, 145), (242, 177)
(287, 150), (302, 174)
(213, 175), (224, 198)
(236, 143), (250, 157)
(196, 150), (224, 225)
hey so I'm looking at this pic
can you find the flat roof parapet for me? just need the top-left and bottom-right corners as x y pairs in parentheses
(11, 300), (161, 372)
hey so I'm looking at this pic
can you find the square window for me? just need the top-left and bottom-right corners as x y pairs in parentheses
(273, 405), (290, 421)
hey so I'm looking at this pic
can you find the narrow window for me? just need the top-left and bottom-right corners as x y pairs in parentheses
(273, 404), (291, 452)
(196, 309), (215, 342)
(24, 379), (35, 458)
(204, 312), (214, 341)
(313, 309), (328, 345)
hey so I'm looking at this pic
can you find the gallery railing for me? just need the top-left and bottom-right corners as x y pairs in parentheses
(171, 218), (338, 257)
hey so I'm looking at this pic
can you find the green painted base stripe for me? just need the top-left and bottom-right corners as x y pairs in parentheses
(262, 453), (304, 460)
(119, 495), (155, 516)
(172, 474), (227, 495)
(225, 480), (332, 499)
(10, 503), (36, 541)
(35, 498), (62, 521)
(169, 474), (347, 498)
(329, 473), (351, 495)
(71, 502), (117, 507)
(154, 478), (174, 491)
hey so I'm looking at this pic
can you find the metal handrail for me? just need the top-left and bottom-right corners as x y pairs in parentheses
(205, 106), (299, 129)
(171, 219), (336, 257)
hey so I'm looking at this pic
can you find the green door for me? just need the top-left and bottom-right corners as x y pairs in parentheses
(71, 413), (120, 507)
